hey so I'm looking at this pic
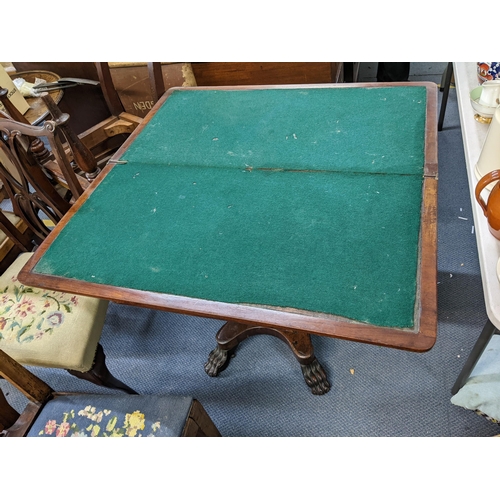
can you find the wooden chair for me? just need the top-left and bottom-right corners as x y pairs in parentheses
(0, 349), (221, 437)
(0, 208), (137, 394)
(0, 209), (32, 274)
(3, 63), (189, 171)
(0, 108), (88, 241)
(0, 86), (99, 187)
(75, 63), (169, 167)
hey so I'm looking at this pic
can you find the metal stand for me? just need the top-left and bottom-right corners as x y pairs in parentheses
(451, 318), (499, 395)
(438, 62), (454, 131)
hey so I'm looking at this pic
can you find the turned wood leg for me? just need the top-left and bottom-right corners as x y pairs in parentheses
(204, 322), (331, 395)
(67, 343), (138, 394)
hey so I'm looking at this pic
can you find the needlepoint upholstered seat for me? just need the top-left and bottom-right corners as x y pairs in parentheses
(28, 394), (199, 437)
(0, 210), (135, 393)
(0, 349), (222, 437)
(0, 252), (106, 371)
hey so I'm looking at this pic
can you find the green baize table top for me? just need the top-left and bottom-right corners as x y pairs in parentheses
(34, 86), (427, 328)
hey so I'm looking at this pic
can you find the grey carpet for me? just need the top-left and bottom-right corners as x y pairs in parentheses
(2, 80), (499, 436)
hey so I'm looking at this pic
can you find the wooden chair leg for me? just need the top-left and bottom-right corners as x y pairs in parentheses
(0, 388), (20, 432)
(182, 399), (222, 437)
(67, 343), (138, 394)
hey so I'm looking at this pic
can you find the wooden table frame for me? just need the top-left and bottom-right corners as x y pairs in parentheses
(19, 82), (438, 395)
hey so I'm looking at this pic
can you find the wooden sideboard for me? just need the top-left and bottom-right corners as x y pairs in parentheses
(191, 62), (344, 86)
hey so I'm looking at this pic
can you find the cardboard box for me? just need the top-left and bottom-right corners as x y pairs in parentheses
(108, 62), (197, 118)
(0, 65), (30, 115)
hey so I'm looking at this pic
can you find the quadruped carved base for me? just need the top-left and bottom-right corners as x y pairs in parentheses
(204, 322), (331, 395)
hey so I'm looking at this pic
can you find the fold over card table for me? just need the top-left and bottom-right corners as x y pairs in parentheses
(19, 82), (438, 395)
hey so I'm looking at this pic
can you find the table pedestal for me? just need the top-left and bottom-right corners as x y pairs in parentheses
(204, 321), (331, 395)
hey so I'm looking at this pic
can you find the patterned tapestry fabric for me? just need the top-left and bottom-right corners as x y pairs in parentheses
(27, 394), (193, 437)
(0, 253), (108, 371)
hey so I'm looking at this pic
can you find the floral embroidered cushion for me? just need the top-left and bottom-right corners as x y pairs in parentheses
(0, 253), (108, 371)
(27, 394), (194, 437)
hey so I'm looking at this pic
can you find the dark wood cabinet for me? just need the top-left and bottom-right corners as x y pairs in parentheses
(191, 62), (344, 86)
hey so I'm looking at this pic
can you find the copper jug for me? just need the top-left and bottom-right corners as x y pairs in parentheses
(476, 169), (500, 239)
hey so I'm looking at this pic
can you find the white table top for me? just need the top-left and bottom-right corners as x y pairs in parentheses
(454, 62), (500, 329)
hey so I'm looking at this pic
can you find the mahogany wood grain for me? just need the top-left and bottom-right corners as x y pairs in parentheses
(0, 389), (20, 432)
(18, 82), (439, 353)
(0, 350), (53, 404)
(95, 63), (124, 117)
(1, 401), (43, 437)
(191, 62), (343, 86)
(182, 399), (222, 437)
(0, 210), (34, 252)
(0, 117), (80, 239)
(41, 93), (99, 179)
(147, 62), (166, 104)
